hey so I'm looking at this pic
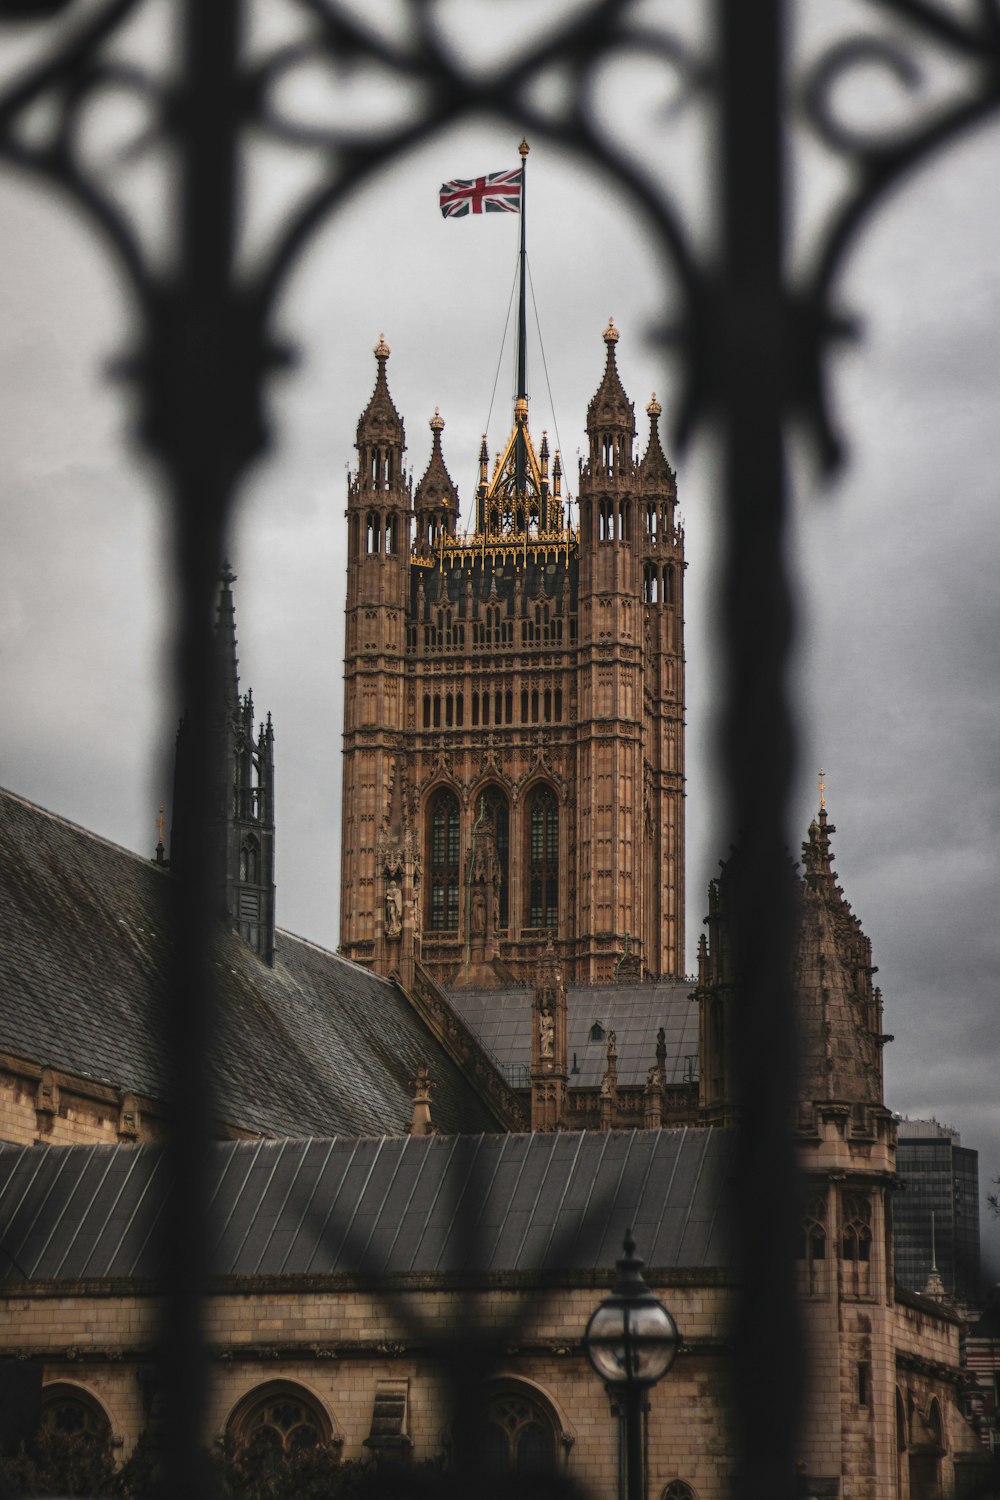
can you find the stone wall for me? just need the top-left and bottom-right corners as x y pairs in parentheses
(0, 1276), (736, 1500)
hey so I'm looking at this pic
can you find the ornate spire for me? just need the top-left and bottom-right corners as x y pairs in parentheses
(586, 317), (635, 439)
(796, 796), (887, 1107)
(215, 560), (240, 712)
(356, 333), (405, 451)
(639, 392), (675, 488)
(414, 407), (458, 524)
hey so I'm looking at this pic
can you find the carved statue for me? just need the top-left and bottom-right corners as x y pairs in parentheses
(539, 1004), (555, 1060)
(385, 878), (402, 938)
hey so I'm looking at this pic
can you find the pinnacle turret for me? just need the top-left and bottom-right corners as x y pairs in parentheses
(414, 408), (458, 550)
(355, 336), (406, 497)
(639, 394), (676, 490)
(586, 318), (636, 446)
(215, 561), (240, 713)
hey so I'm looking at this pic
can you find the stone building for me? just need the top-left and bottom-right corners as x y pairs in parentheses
(339, 323), (685, 988)
(0, 328), (990, 1497)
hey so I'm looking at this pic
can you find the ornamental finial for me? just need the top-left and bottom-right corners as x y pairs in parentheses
(647, 393), (662, 418)
(519, 138), (530, 160)
(430, 406), (444, 433)
(604, 317), (620, 345)
(374, 333), (390, 360)
(818, 768), (826, 812)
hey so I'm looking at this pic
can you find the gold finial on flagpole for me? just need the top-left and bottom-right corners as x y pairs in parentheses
(519, 138), (530, 159)
(818, 769), (826, 812)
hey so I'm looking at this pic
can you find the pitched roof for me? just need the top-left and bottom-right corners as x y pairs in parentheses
(0, 787), (499, 1138)
(447, 981), (699, 1088)
(0, 1129), (737, 1283)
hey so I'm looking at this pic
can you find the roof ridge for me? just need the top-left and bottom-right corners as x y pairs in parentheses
(0, 785), (164, 871)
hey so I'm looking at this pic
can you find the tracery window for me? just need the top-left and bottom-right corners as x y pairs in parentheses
(428, 789), (460, 931)
(526, 786), (559, 927)
(40, 1385), (112, 1450)
(239, 837), (259, 884)
(480, 1389), (556, 1476)
(841, 1192), (873, 1297)
(228, 1382), (332, 1469)
(662, 1483), (697, 1500)
(795, 1193), (828, 1295)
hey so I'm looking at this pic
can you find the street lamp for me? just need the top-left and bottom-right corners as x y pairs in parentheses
(584, 1229), (679, 1500)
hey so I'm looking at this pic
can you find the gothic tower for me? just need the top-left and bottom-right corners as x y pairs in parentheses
(340, 336), (414, 979)
(339, 322), (687, 986)
(695, 800), (901, 1497)
(171, 565), (276, 963)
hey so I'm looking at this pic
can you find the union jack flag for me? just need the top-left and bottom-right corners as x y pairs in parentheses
(439, 167), (522, 218)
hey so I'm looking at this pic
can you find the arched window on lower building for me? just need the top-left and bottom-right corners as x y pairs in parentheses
(227, 1382), (333, 1470)
(662, 1483), (698, 1500)
(480, 1387), (557, 1476)
(526, 785), (559, 928)
(40, 1384), (112, 1451)
(428, 788), (461, 931)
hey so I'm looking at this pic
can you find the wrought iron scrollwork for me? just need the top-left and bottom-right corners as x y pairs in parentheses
(0, 4), (997, 1500)
(1, 2), (997, 476)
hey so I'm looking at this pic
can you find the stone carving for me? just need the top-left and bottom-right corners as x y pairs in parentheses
(539, 1003), (555, 1060)
(385, 878), (402, 939)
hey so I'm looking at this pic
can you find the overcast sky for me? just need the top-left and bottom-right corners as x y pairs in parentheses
(0, 1), (997, 1271)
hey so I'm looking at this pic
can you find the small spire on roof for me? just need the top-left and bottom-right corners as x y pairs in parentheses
(406, 1064), (436, 1137)
(154, 805), (166, 866)
(819, 767), (826, 812)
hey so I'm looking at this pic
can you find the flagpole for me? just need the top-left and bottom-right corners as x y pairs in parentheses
(515, 139), (529, 503)
(517, 139), (529, 403)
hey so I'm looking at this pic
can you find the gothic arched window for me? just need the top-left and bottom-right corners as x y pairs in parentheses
(228, 1382), (332, 1470)
(40, 1384), (112, 1451)
(526, 786), (559, 928)
(796, 1193), (827, 1295)
(239, 837), (259, 884)
(662, 1484), (698, 1500)
(841, 1193), (873, 1297)
(480, 1388), (557, 1476)
(428, 789), (460, 931)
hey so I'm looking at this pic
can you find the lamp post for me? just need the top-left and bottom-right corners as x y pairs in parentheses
(584, 1230), (679, 1500)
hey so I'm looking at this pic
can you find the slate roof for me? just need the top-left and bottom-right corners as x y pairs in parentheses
(0, 1129), (737, 1282)
(447, 982), (699, 1088)
(0, 788), (498, 1138)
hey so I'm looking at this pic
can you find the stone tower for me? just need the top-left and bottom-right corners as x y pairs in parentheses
(339, 322), (686, 986)
(171, 565), (276, 964)
(695, 801), (902, 1497)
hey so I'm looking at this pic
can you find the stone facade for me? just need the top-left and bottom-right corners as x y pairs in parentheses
(339, 323), (685, 988)
(0, 1275), (737, 1498)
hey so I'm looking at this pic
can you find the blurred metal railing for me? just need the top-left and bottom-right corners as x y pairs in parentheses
(2, 2), (1000, 1497)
